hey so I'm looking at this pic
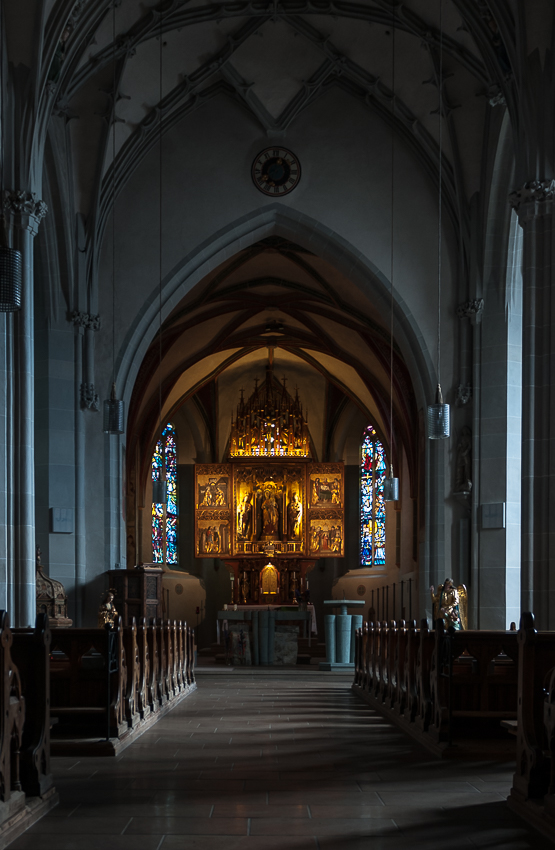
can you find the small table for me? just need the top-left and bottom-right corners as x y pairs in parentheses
(320, 599), (365, 670)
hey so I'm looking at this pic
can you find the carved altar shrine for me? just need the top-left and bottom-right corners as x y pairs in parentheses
(194, 366), (344, 604)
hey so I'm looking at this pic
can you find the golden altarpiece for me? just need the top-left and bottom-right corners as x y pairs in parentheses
(194, 368), (344, 604)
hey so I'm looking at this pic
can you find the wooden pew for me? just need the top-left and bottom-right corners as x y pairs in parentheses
(0, 611), (25, 803)
(49, 618), (196, 755)
(506, 613), (555, 842)
(0, 612), (58, 848)
(352, 618), (520, 758)
(11, 614), (54, 799)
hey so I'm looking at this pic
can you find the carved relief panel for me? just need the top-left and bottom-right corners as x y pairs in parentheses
(194, 462), (343, 559)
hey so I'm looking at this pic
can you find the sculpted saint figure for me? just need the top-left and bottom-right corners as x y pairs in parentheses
(238, 493), (252, 538)
(98, 590), (118, 629)
(261, 490), (279, 537)
(455, 426), (472, 493)
(287, 493), (302, 538)
(430, 578), (464, 630)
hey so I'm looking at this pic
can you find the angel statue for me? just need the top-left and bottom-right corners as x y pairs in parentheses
(430, 578), (468, 630)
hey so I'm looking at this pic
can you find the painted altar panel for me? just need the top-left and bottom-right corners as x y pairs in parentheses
(195, 511), (231, 557)
(233, 463), (306, 556)
(308, 463), (344, 509)
(195, 464), (232, 509)
(306, 464), (345, 558)
(195, 465), (232, 557)
(308, 512), (344, 557)
(193, 462), (344, 559)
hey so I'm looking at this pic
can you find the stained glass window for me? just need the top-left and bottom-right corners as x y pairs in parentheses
(152, 422), (178, 565)
(361, 424), (387, 566)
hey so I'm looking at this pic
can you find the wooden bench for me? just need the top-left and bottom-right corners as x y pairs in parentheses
(49, 617), (196, 755)
(353, 619), (519, 758)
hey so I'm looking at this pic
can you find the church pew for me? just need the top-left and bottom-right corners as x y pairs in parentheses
(123, 619), (141, 729)
(50, 619), (127, 740)
(49, 618), (196, 755)
(506, 613), (555, 842)
(392, 620), (409, 714)
(136, 619), (151, 720)
(11, 614), (55, 799)
(353, 619), (520, 757)
(0, 611), (25, 803)
(0, 612), (58, 846)
(428, 622), (518, 745)
(187, 626), (195, 685)
(146, 618), (160, 713)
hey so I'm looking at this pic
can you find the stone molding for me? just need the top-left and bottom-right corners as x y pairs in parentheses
(457, 299), (484, 320)
(2, 190), (48, 234)
(509, 180), (555, 220)
(80, 382), (100, 412)
(71, 311), (101, 330)
(456, 383), (472, 407)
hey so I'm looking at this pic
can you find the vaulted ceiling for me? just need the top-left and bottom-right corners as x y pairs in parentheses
(128, 237), (418, 488)
(49, 0), (511, 283)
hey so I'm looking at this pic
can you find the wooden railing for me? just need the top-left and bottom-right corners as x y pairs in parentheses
(50, 617), (195, 745)
(353, 619), (519, 755)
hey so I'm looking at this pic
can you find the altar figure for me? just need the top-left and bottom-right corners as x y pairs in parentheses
(261, 490), (280, 538)
(238, 493), (252, 538)
(98, 590), (118, 629)
(287, 493), (302, 538)
(430, 579), (468, 630)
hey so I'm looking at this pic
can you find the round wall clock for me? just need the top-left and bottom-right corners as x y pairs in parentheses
(252, 147), (301, 196)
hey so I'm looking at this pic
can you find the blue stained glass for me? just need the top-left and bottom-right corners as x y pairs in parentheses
(361, 424), (387, 566)
(152, 422), (178, 564)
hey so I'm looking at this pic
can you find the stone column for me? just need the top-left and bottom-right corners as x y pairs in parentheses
(510, 181), (555, 628)
(3, 191), (47, 627)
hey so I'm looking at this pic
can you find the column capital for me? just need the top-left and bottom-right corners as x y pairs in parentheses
(3, 190), (48, 235)
(509, 180), (555, 220)
(457, 299), (484, 320)
(71, 310), (101, 330)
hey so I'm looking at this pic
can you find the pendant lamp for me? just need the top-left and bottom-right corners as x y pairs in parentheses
(0, 242), (22, 312)
(428, 383), (450, 439)
(383, 466), (399, 502)
(384, 13), (399, 503)
(427, 0), (450, 440)
(104, 381), (124, 434)
(152, 1), (166, 508)
(103, 2), (124, 434)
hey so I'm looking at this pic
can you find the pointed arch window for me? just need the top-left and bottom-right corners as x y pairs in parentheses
(152, 422), (178, 565)
(361, 424), (386, 566)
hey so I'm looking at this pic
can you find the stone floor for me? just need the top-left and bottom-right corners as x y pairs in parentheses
(9, 669), (552, 850)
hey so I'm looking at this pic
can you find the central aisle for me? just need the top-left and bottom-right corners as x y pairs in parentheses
(9, 671), (550, 850)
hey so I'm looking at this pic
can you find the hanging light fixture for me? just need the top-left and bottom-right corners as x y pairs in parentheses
(427, 0), (450, 440)
(103, 382), (124, 433)
(0, 17), (22, 312)
(383, 12), (399, 503)
(103, 1), (124, 434)
(152, 1), (166, 508)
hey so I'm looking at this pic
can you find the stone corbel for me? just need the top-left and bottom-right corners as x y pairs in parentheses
(2, 190), (48, 236)
(457, 299), (484, 322)
(509, 181), (555, 221)
(71, 311), (101, 411)
(456, 383), (472, 407)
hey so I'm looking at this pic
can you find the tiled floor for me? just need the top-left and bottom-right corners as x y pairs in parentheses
(10, 670), (551, 850)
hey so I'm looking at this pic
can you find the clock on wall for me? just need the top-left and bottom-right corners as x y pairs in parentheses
(251, 147), (301, 196)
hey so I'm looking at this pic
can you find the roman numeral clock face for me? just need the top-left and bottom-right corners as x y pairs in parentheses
(252, 147), (301, 196)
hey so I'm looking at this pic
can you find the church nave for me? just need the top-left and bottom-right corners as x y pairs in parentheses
(8, 672), (549, 850)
